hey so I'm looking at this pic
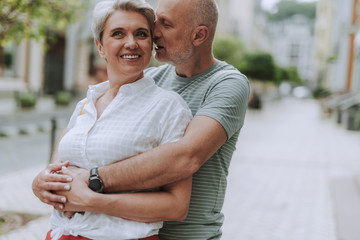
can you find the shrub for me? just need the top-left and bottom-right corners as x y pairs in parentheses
(55, 91), (73, 106)
(312, 87), (331, 99)
(355, 110), (360, 130)
(17, 92), (37, 108)
(239, 53), (277, 82)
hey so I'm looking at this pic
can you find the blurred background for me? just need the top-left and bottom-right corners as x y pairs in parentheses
(0, 0), (360, 239)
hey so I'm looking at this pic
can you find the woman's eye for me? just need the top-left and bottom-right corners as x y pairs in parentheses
(137, 31), (148, 38)
(112, 31), (124, 37)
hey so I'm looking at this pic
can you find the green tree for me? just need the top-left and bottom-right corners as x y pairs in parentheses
(0, 0), (88, 73)
(266, 0), (316, 21)
(275, 66), (303, 85)
(239, 52), (277, 82)
(213, 35), (245, 69)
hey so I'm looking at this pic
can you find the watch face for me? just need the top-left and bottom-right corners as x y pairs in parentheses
(89, 178), (103, 192)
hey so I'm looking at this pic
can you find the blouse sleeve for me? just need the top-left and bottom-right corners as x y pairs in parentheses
(66, 98), (88, 130)
(159, 92), (193, 145)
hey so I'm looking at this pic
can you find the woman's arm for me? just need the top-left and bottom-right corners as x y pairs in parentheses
(58, 169), (192, 222)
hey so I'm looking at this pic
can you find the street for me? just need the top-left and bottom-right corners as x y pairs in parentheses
(0, 97), (359, 239)
(0, 133), (52, 174)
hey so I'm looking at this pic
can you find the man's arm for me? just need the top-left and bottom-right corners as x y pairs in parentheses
(58, 170), (193, 222)
(32, 115), (227, 210)
(99, 115), (227, 192)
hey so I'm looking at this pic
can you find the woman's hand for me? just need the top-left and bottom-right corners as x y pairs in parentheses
(32, 162), (72, 210)
(55, 166), (93, 213)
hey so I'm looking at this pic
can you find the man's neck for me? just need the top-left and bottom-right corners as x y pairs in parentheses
(175, 54), (216, 78)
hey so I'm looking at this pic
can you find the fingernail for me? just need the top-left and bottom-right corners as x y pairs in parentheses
(59, 205), (64, 209)
(62, 166), (67, 170)
(67, 177), (72, 181)
(61, 197), (66, 203)
(64, 185), (70, 190)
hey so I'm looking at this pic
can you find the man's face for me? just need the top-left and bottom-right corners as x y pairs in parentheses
(153, 0), (194, 65)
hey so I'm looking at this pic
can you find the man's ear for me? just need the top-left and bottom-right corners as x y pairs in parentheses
(192, 26), (209, 47)
(95, 40), (106, 59)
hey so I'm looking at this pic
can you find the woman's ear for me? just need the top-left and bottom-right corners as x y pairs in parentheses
(192, 26), (210, 47)
(95, 40), (106, 60)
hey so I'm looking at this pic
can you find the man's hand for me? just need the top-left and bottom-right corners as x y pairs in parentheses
(56, 166), (92, 212)
(32, 162), (72, 210)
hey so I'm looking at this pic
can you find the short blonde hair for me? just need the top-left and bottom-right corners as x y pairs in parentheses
(91, 0), (155, 43)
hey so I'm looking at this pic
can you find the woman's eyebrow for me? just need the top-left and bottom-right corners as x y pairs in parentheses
(136, 27), (150, 32)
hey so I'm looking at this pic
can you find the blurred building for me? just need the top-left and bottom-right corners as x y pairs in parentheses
(266, 14), (316, 86)
(354, 18), (360, 91)
(350, 0), (360, 92)
(0, 0), (268, 97)
(0, 40), (44, 94)
(216, 0), (270, 51)
(314, 0), (359, 92)
(314, 0), (335, 89)
(0, 0), (108, 96)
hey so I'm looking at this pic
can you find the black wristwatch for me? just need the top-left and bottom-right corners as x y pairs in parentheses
(88, 168), (104, 193)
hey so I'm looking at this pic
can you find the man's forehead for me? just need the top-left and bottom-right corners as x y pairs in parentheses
(156, 0), (192, 12)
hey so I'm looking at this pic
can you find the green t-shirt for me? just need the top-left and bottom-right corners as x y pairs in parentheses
(145, 60), (250, 239)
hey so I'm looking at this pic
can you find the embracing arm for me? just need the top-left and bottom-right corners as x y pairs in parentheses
(100, 115), (227, 192)
(59, 168), (192, 222)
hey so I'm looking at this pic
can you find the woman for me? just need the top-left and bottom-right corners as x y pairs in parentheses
(44, 0), (193, 239)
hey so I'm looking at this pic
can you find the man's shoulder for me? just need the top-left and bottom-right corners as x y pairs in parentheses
(212, 61), (246, 78)
(208, 61), (249, 89)
(145, 64), (173, 78)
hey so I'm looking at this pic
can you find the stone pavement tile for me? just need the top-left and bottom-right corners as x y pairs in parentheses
(0, 216), (50, 240)
(0, 165), (51, 215)
(222, 161), (337, 240)
(331, 176), (360, 240)
(0, 165), (51, 240)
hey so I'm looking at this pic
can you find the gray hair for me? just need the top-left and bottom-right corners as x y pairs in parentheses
(192, 0), (219, 40)
(91, 0), (155, 44)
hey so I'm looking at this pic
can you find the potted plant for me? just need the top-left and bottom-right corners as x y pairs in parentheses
(55, 91), (73, 106)
(16, 92), (37, 109)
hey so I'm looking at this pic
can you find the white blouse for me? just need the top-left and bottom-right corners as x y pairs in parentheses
(49, 76), (192, 240)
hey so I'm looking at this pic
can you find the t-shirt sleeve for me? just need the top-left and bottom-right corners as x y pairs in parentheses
(159, 92), (193, 145)
(196, 73), (250, 140)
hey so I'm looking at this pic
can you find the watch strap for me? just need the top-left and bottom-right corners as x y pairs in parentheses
(90, 168), (99, 177)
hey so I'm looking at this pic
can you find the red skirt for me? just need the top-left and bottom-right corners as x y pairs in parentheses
(45, 230), (159, 240)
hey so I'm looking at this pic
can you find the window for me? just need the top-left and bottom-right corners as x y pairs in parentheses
(289, 42), (299, 66)
(0, 43), (17, 78)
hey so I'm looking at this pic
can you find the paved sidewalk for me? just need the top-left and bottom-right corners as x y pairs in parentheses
(0, 97), (359, 239)
(222, 98), (360, 240)
(0, 166), (52, 240)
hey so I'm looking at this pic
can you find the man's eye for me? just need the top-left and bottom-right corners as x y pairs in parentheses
(161, 19), (171, 27)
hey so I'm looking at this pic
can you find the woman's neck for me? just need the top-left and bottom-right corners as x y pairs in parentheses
(106, 69), (144, 97)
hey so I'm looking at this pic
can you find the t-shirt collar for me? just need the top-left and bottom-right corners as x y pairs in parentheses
(173, 60), (221, 82)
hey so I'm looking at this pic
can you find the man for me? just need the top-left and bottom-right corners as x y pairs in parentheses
(32, 0), (250, 239)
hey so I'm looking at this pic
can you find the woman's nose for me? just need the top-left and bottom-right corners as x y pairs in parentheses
(124, 36), (138, 49)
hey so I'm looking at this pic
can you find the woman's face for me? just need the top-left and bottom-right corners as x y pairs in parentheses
(97, 10), (153, 80)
